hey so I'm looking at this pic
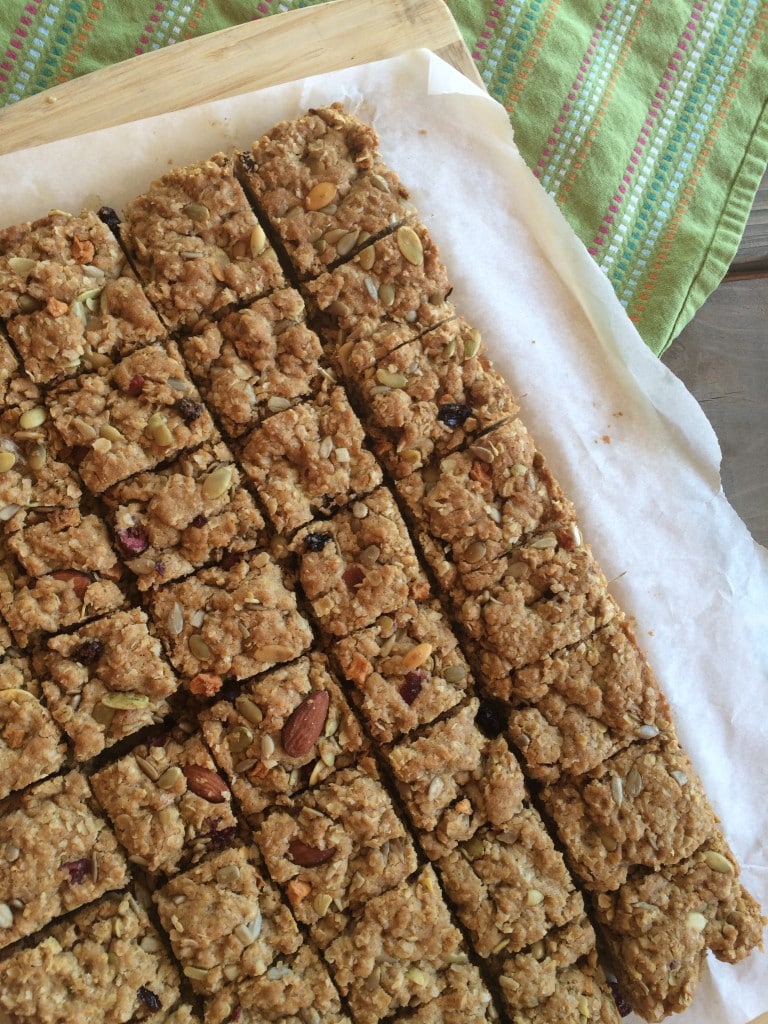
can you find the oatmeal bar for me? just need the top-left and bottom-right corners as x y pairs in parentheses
(148, 551), (312, 689)
(204, 943), (349, 1024)
(103, 439), (266, 590)
(449, 534), (618, 671)
(180, 288), (326, 439)
(435, 811), (582, 958)
(240, 103), (415, 281)
(0, 891), (181, 1024)
(91, 729), (238, 878)
(256, 760), (418, 949)
(47, 341), (215, 493)
(303, 222), (454, 342)
(0, 770), (128, 948)
(35, 608), (179, 762)
(539, 735), (718, 892)
(0, 372), (82, 531)
(291, 486), (430, 637)
(0, 645), (66, 800)
(199, 653), (364, 824)
(0, 515), (126, 648)
(593, 833), (766, 1021)
(496, 914), (622, 1024)
(339, 319), (519, 480)
(505, 616), (674, 782)
(397, 421), (576, 590)
(333, 601), (472, 744)
(385, 699), (526, 860)
(154, 845), (302, 997)
(119, 154), (284, 330)
(324, 864), (485, 1024)
(240, 385), (382, 534)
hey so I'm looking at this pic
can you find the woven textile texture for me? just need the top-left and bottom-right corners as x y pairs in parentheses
(1, 0), (766, 354)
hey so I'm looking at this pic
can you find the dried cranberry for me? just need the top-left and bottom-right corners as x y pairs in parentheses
(399, 669), (427, 705)
(137, 986), (162, 1013)
(125, 374), (146, 396)
(436, 402), (473, 427)
(475, 699), (508, 739)
(342, 565), (364, 589)
(202, 818), (237, 851)
(220, 551), (242, 570)
(73, 638), (104, 665)
(228, 1008), (243, 1023)
(304, 531), (332, 552)
(175, 397), (204, 423)
(607, 978), (633, 1017)
(61, 858), (92, 885)
(191, 514), (208, 528)
(116, 524), (149, 556)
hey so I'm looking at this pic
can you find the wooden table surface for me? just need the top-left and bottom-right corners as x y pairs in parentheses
(0, 0), (764, 549)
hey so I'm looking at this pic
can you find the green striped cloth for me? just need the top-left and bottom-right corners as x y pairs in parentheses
(1, 1), (766, 354)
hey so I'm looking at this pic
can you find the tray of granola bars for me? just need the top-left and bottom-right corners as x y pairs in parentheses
(0, 29), (766, 1024)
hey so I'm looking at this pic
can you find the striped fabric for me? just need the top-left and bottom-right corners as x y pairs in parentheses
(1, 1), (766, 354)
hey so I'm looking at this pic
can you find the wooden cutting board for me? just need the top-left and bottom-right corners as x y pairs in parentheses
(0, 0), (481, 156)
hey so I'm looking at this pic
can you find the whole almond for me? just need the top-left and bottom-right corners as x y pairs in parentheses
(182, 764), (229, 803)
(288, 839), (336, 866)
(281, 690), (330, 758)
(51, 569), (92, 599)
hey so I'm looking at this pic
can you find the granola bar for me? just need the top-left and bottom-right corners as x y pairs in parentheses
(0, 892), (181, 1024)
(240, 385), (382, 535)
(153, 845), (301, 996)
(0, 770), (128, 949)
(47, 340), (215, 493)
(119, 154), (284, 330)
(35, 608), (179, 762)
(91, 729), (238, 878)
(199, 652), (365, 823)
(240, 103), (414, 281)
(180, 289), (326, 439)
(103, 439), (266, 590)
(148, 551), (312, 690)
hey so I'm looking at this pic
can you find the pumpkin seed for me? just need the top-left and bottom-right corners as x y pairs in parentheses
(357, 245), (375, 272)
(463, 329), (482, 360)
(157, 765), (183, 790)
(188, 635), (212, 661)
(396, 225), (424, 266)
(184, 202), (210, 223)
(227, 726), (254, 754)
(101, 691), (150, 710)
(375, 368), (408, 389)
(267, 396), (291, 413)
(8, 256), (35, 276)
(464, 540), (487, 564)
(0, 452), (16, 473)
(335, 229), (360, 257)
(135, 755), (160, 781)
(703, 850), (733, 874)
(378, 282), (395, 307)
(100, 424), (123, 443)
(625, 767), (644, 798)
(18, 407), (47, 430)
(236, 696), (264, 725)
(305, 181), (337, 211)
(202, 464), (233, 500)
(443, 664), (468, 685)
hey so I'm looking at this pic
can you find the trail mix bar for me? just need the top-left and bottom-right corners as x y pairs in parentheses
(0, 210), (163, 384)
(118, 154), (284, 331)
(103, 439), (266, 590)
(539, 734), (718, 892)
(0, 638), (66, 800)
(0, 372), (82, 532)
(180, 288), (326, 439)
(324, 864), (490, 1024)
(148, 550), (312, 691)
(291, 486), (430, 637)
(154, 845), (302, 997)
(495, 914), (622, 1024)
(34, 608), (179, 762)
(396, 419), (577, 588)
(0, 891), (182, 1024)
(199, 653), (365, 824)
(204, 943), (350, 1024)
(384, 699), (526, 861)
(593, 833), (766, 1021)
(256, 760), (418, 950)
(240, 102), (414, 281)
(337, 318), (518, 480)
(47, 340), (215, 493)
(0, 513), (125, 648)
(240, 384), (382, 535)
(91, 728), (238, 879)
(333, 600), (472, 744)
(0, 770), (128, 949)
(303, 222), (454, 344)
(505, 616), (674, 782)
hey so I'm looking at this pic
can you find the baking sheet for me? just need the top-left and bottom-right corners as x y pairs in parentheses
(0, 49), (765, 1023)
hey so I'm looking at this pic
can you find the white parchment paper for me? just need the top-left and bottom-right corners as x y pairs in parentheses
(0, 49), (765, 1024)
